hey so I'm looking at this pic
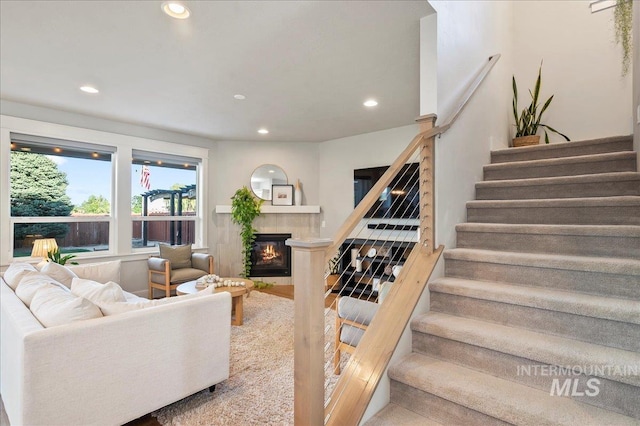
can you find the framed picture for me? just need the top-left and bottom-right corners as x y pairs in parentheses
(272, 184), (294, 206)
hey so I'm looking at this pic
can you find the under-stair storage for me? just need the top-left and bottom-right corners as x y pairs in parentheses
(337, 238), (414, 300)
(367, 135), (640, 425)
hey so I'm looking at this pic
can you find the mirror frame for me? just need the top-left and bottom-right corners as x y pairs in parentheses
(250, 164), (288, 201)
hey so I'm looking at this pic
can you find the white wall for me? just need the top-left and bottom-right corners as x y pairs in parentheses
(432, 0), (514, 249)
(212, 140), (319, 206)
(318, 124), (420, 239)
(420, 14), (438, 115)
(512, 1), (633, 143)
(634, 0), (640, 164)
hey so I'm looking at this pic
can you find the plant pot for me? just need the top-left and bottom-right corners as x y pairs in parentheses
(512, 135), (540, 147)
(326, 274), (340, 291)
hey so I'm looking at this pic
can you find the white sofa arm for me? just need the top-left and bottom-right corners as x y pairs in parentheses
(21, 292), (231, 426)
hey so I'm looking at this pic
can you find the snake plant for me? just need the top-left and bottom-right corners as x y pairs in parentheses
(513, 64), (570, 144)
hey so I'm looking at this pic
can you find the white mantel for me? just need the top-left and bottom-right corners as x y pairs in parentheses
(215, 205), (320, 214)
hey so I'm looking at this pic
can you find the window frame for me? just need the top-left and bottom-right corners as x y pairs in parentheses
(0, 115), (209, 264)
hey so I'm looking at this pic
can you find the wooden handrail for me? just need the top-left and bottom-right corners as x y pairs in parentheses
(437, 54), (501, 134)
(325, 245), (444, 425)
(324, 126), (441, 263)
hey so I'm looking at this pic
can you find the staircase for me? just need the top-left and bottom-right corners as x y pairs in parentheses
(366, 135), (640, 425)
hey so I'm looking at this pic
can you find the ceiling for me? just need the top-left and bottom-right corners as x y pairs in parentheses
(0, 1), (431, 143)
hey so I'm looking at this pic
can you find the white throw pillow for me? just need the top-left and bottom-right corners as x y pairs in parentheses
(15, 272), (69, 307)
(3, 262), (37, 290)
(30, 286), (103, 327)
(67, 260), (121, 284)
(99, 286), (215, 316)
(71, 278), (127, 308)
(41, 262), (78, 287)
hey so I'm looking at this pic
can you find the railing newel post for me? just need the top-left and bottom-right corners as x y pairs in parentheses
(286, 238), (332, 426)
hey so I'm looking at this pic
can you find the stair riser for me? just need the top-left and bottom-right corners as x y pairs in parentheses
(430, 292), (640, 352)
(444, 259), (640, 300)
(475, 179), (640, 200)
(467, 205), (640, 225)
(411, 333), (640, 419)
(456, 230), (640, 259)
(491, 138), (634, 164)
(390, 380), (509, 426)
(484, 158), (636, 181)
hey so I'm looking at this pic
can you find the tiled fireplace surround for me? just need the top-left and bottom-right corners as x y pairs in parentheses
(212, 212), (320, 284)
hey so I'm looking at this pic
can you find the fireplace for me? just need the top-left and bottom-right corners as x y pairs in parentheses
(250, 233), (292, 277)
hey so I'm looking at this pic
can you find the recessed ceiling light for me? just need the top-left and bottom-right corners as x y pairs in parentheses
(162, 2), (190, 19)
(258, 129), (269, 134)
(234, 94), (246, 100)
(80, 85), (99, 94)
(363, 99), (378, 107)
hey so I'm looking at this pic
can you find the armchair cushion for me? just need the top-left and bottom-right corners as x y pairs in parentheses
(159, 244), (192, 269)
(170, 268), (208, 284)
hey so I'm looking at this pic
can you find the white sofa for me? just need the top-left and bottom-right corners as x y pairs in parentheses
(1, 261), (231, 426)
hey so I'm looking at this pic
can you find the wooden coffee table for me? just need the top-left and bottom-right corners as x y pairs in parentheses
(176, 278), (254, 326)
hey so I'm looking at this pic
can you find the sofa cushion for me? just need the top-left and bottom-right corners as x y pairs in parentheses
(100, 285), (214, 316)
(30, 286), (103, 327)
(71, 278), (127, 307)
(3, 262), (37, 290)
(15, 271), (70, 307)
(67, 260), (121, 283)
(159, 244), (192, 269)
(41, 262), (78, 287)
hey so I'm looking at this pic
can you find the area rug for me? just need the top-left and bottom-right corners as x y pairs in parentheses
(153, 291), (338, 426)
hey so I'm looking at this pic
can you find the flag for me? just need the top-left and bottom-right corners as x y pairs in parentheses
(140, 165), (150, 190)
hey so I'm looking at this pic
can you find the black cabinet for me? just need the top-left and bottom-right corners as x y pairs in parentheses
(336, 238), (414, 300)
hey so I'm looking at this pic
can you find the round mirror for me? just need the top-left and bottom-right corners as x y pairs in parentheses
(250, 164), (288, 201)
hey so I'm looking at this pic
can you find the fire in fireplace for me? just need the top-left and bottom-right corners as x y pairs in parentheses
(250, 233), (292, 277)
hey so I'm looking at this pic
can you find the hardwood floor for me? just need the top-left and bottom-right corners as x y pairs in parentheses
(1, 285), (328, 426)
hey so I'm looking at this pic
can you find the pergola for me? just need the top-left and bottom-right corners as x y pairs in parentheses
(140, 184), (196, 246)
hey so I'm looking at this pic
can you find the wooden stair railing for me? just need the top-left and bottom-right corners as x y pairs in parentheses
(289, 54), (501, 426)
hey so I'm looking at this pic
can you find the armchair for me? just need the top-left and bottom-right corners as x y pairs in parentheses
(148, 250), (214, 298)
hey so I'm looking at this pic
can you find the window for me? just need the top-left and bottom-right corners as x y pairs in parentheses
(9, 133), (114, 259)
(131, 150), (199, 249)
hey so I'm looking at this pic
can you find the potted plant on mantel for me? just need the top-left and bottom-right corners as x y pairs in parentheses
(231, 186), (263, 278)
(512, 63), (570, 147)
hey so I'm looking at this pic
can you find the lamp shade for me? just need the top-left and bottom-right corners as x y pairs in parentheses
(31, 238), (58, 258)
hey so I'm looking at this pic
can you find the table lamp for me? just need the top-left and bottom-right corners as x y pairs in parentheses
(31, 238), (58, 261)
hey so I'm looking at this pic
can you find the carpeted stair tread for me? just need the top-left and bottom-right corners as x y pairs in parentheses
(491, 135), (633, 164)
(444, 248), (640, 275)
(483, 151), (637, 180)
(364, 402), (443, 426)
(455, 223), (640, 258)
(468, 195), (640, 209)
(389, 353), (639, 426)
(475, 171), (640, 199)
(466, 196), (640, 225)
(411, 312), (640, 387)
(429, 277), (640, 325)
(455, 222), (640, 237)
